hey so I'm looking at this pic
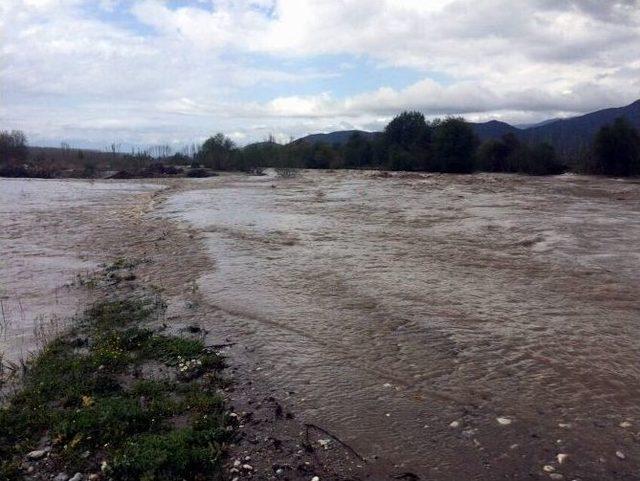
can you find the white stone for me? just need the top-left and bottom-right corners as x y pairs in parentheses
(543, 465), (556, 473)
(26, 449), (47, 460)
(496, 417), (512, 426)
(318, 439), (331, 449)
(616, 451), (626, 460)
(557, 454), (569, 465)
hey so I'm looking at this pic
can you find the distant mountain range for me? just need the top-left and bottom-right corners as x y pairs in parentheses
(514, 118), (562, 130)
(294, 99), (640, 153)
(294, 129), (381, 146)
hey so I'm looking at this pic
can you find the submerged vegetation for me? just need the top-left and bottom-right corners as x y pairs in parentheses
(0, 295), (230, 481)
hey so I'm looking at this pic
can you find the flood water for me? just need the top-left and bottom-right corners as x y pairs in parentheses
(0, 178), (160, 363)
(163, 171), (640, 480)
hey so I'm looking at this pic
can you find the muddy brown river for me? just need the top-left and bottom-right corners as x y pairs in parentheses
(0, 178), (160, 362)
(162, 171), (640, 480)
(2, 171), (640, 480)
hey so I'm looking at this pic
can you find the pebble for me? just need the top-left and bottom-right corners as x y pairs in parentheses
(449, 420), (461, 428)
(549, 474), (564, 480)
(233, 459), (241, 468)
(496, 417), (512, 426)
(69, 474), (83, 481)
(557, 453), (569, 465)
(543, 465), (556, 473)
(26, 449), (47, 460)
(616, 450), (626, 460)
(311, 477), (320, 481)
(88, 475), (100, 481)
(318, 439), (331, 449)
(242, 464), (254, 471)
(54, 474), (69, 481)
(619, 421), (632, 428)
(275, 468), (284, 476)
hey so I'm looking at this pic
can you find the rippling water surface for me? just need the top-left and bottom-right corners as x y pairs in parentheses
(0, 178), (159, 362)
(154, 172), (640, 478)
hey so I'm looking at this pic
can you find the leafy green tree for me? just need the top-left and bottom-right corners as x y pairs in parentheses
(522, 142), (564, 175)
(382, 112), (433, 171)
(477, 139), (511, 172)
(432, 117), (478, 173)
(384, 111), (430, 149)
(198, 133), (236, 170)
(343, 133), (373, 169)
(239, 139), (283, 174)
(593, 117), (640, 176)
(306, 143), (335, 169)
(387, 146), (416, 171)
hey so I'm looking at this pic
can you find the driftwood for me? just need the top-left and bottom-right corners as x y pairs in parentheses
(207, 342), (237, 349)
(304, 423), (366, 462)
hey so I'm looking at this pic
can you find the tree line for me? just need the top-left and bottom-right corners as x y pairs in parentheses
(2, 113), (639, 178)
(193, 112), (640, 177)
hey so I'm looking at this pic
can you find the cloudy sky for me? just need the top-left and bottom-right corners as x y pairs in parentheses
(1, 0), (640, 148)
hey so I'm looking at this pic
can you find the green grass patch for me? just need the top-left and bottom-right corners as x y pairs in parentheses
(0, 296), (230, 480)
(109, 425), (226, 481)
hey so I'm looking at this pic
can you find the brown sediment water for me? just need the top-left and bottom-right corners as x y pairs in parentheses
(3, 172), (640, 480)
(161, 171), (640, 480)
(0, 178), (162, 363)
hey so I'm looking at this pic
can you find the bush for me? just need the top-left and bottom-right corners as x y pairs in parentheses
(186, 168), (216, 178)
(521, 142), (565, 175)
(275, 166), (298, 178)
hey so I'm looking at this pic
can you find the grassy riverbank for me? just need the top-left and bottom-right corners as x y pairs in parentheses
(0, 286), (232, 480)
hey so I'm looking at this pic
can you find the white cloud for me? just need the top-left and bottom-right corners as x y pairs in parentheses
(1, 0), (639, 146)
